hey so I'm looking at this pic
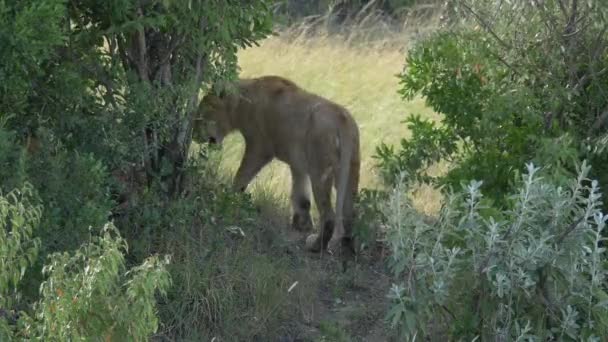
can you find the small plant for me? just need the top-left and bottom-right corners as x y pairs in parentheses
(318, 320), (351, 342)
(384, 161), (608, 340)
(0, 183), (41, 339)
(21, 223), (171, 341)
(0, 183), (171, 340)
(353, 188), (388, 253)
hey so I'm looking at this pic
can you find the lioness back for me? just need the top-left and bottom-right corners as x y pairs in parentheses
(235, 76), (357, 166)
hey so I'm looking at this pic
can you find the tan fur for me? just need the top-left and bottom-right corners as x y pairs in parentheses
(193, 75), (360, 254)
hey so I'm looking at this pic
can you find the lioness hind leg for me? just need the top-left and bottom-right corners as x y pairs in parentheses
(305, 167), (335, 253)
(290, 167), (312, 232)
(332, 158), (359, 257)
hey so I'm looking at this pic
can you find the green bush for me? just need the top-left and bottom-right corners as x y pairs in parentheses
(0, 127), (29, 193)
(1, 1), (280, 338)
(0, 126), (115, 299)
(0, 128), (306, 340)
(0, 185), (171, 341)
(1, 0), (274, 198)
(376, 0), (608, 207)
(21, 223), (171, 341)
(383, 162), (608, 340)
(27, 132), (114, 254)
(353, 188), (389, 253)
(0, 184), (41, 311)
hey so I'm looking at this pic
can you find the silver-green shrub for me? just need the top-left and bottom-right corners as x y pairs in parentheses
(385, 161), (608, 340)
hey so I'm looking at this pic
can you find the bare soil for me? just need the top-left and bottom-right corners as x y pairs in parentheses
(270, 216), (395, 342)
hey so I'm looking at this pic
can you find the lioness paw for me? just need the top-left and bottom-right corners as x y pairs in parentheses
(327, 236), (342, 254)
(305, 233), (322, 252)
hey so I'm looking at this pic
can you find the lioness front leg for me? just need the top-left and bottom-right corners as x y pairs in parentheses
(233, 144), (272, 192)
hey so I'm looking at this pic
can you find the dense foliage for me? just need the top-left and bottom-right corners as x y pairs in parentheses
(0, 0), (282, 339)
(1, 0), (273, 196)
(376, 0), (608, 207)
(0, 184), (171, 340)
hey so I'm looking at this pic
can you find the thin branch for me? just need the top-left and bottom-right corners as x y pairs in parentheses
(177, 53), (204, 146)
(557, 0), (569, 19)
(532, 0), (559, 33)
(116, 37), (134, 72)
(536, 267), (558, 317)
(154, 33), (184, 72)
(441, 304), (456, 321)
(556, 216), (585, 245)
(591, 25), (608, 61)
(142, 128), (152, 183)
(590, 106), (608, 134)
(564, 0), (579, 37)
(134, 6), (149, 82)
(59, 15), (120, 109)
(82, 64), (120, 109)
(573, 67), (607, 95)
(458, 0), (511, 50)
(487, 49), (521, 77)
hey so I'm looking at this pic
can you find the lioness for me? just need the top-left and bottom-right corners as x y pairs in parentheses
(193, 75), (360, 255)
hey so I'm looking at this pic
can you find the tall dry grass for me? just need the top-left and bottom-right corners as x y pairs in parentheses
(213, 8), (445, 215)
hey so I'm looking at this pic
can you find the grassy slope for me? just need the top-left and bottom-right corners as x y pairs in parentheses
(215, 31), (443, 215)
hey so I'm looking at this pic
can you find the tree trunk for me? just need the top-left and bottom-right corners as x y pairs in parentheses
(164, 53), (206, 198)
(120, 10), (207, 199)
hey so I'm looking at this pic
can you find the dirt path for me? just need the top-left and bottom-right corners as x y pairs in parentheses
(275, 223), (394, 342)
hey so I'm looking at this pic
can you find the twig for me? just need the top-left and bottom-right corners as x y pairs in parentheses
(84, 64), (120, 109)
(590, 107), (608, 134)
(487, 49), (521, 77)
(154, 33), (184, 72)
(557, 0), (569, 19)
(134, 5), (149, 82)
(571, 70), (591, 94)
(536, 267), (558, 317)
(441, 304), (456, 321)
(564, 0), (579, 37)
(458, 0), (511, 50)
(116, 37), (134, 72)
(532, 0), (559, 33)
(556, 216), (585, 245)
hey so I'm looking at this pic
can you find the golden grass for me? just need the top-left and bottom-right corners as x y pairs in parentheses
(214, 27), (444, 215)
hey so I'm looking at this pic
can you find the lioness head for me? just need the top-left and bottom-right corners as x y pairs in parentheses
(193, 90), (232, 145)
